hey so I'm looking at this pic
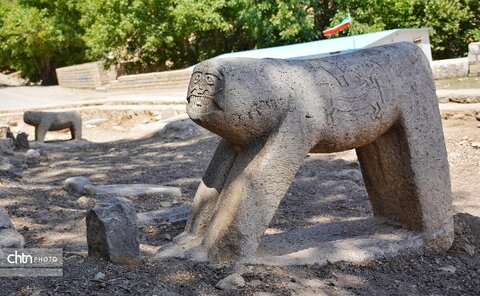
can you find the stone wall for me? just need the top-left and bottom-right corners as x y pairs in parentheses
(56, 62), (117, 89)
(104, 69), (192, 92)
(430, 58), (469, 79)
(468, 42), (480, 76)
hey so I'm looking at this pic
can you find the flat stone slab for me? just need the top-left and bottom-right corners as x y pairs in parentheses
(30, 139), (91, 151)
(137, 205), (190, 226)
(94, 184), (181, 198)
(251, 217), (423, 266)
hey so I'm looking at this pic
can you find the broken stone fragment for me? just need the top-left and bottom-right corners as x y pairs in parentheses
(86, 198), (140, 263)
(215, 273), (245, 290)
(137, 205), (190, 226)
(0, 208), (14, 229)
(83, 185), (96, 196)
(25, 149), (41, 164)
(0, 157), (13, 173)
(0, 229), (25, 248)
(14, 132), (30, 150)
(64, 176), (91, 194)
(0, 207), (25, 248)
(0, 139), (14, 155)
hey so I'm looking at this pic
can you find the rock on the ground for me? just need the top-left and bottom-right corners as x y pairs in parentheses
(84, 118), (108, 127)
(82, 185), (96, 196)
(94, 184), (181, 199)
(137, 205), (190, 226)
(75, 196), (92, 207)
(94, 272), (106, 280)
(14, 132), (29, 150)
(0, 229), (25, 248)
(159, 119), (209, 139)
(0, 139), (14, 155)
(64, 176), (91, 194)
(0, 207), (25, 248)
(86, 198), (140, 263)
(439, 265), (456, 273)
(0, 208), (14, 229)
(215, 273), (245, 290)
(0, 157), (13, 173)
(25, 149), (41, 164)
(230, 262), (252, 275)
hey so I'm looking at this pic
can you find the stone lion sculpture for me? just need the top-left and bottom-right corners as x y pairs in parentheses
(23, 111), (82, 142)
(156, 42), (453, 263)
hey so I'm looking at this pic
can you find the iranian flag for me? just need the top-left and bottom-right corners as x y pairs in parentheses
(323, 14), (351, 37)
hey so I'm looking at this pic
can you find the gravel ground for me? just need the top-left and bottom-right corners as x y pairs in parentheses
(0, 113), (479, 296)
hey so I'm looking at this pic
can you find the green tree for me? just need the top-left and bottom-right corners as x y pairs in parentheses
(0, 0), (86, 84)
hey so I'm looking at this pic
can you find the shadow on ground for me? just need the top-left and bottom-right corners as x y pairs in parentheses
(0, 119), (479, 295)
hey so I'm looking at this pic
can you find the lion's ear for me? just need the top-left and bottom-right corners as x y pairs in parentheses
(219, 63), (233, 74)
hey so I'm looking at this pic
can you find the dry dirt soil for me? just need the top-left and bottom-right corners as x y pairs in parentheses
(0, 113), (479, 296)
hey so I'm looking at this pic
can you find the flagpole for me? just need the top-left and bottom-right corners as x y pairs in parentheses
(348, 8), (356, 50)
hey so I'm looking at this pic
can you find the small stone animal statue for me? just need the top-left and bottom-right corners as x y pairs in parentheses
(156, 42), (453, 263)
(23, 111), (82, 142)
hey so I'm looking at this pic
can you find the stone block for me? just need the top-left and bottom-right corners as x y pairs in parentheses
(86, 198), (140, 263)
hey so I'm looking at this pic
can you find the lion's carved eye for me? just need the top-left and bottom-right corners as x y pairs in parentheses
(205, 75), (215, 85)
(193, 74), (201, 83)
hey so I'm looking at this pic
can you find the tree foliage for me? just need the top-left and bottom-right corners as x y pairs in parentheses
(0, 0), (85, 84)
(0, 0), (478, 83)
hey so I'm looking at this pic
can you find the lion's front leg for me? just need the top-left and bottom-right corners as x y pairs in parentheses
(154, 139), (237, 260)
(182, 139), (237, 240)
(197, 114), (313, 263)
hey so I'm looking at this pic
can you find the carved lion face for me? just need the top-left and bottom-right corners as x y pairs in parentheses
(187, 65), (224, 118)
(186, 58), (292, 146)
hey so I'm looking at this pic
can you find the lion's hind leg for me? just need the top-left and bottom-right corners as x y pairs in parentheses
(356, 87), (453, 252)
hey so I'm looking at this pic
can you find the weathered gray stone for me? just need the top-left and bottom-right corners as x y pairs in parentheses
(159, 118), (209, 139)
(0, 208), (24, 248)
(64, 176), (91, 194)
(0, 138), (14, 155)
(86, 198), (140, 263)
(94, 184), (181, 199)
(14, 132), (30, 150)
(0, 208), (14, 229)
(25, 149), (41, 165)
(23, 111), (82, 142)
(0, 229), (25, 248)
(82, 185), (96, 196)
(215, 273), (245, 290)
(137, 205), (190, 226)
(0, 157), (13, 173)
(156, 42), (453, 263)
